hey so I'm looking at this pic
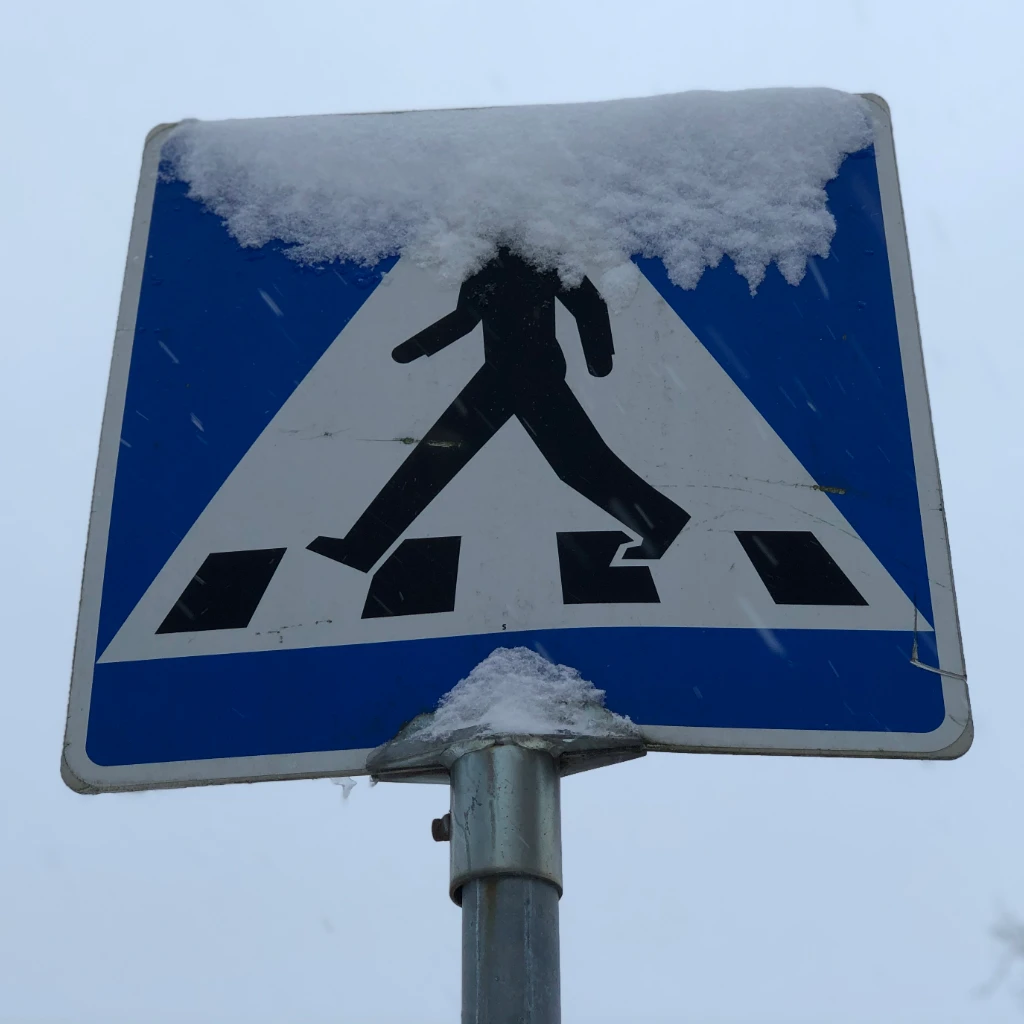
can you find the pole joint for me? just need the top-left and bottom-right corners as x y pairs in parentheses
(448, 742), (562, 906)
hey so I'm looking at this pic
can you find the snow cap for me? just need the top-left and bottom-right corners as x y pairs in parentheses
(162, 89), (873, 302)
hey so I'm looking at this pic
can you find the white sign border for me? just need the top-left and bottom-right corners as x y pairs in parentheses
(62, 97), (971, 793)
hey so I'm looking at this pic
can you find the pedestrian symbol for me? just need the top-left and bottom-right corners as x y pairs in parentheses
(307, 248), (689, 609)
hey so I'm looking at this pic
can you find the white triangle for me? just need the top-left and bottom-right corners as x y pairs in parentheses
(101, 260), (927, 665)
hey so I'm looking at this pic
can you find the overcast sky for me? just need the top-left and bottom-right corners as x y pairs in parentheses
(2, 1), (1023, 1022)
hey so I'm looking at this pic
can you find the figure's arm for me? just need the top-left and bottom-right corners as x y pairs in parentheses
(392, 284), (481, 363)
(558, 277), (614, 377)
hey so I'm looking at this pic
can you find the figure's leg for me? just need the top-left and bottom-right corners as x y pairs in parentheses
(517, 380), (689, 559)
(309, 365), (513, 572)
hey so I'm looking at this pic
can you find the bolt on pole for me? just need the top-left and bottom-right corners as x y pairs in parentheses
(445, 743), (562, 1024)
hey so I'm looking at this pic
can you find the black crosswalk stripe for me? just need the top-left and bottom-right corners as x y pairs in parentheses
(362, 537), (461, 619)
(735, 531), (867, 606)
(556, 531), (660, 605)
(157, 548), (287, 633)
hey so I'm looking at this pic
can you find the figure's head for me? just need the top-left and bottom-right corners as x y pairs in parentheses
(491, 245), (544, 279)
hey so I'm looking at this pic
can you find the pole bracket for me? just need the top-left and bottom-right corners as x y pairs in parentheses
(447, 743), (562, 905)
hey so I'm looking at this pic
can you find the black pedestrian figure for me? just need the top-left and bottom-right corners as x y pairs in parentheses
(309, 248), (690, 573)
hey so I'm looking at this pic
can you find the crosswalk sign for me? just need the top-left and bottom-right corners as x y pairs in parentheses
(63, 96), (969, 792)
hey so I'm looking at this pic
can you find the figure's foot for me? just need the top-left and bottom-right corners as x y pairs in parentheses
(620, 508), (690, 561)
(307, 535), (374, 573)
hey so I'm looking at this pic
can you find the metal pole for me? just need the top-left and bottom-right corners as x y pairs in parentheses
(448, 743), (562, 1024)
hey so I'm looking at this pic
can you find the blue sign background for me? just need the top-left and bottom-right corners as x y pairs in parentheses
(87, 146), (944, 767)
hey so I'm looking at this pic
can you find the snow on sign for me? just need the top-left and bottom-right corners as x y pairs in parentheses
(63, 90), (969, 792)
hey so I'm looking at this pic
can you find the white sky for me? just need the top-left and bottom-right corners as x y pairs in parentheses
(2, 1), (1023, 1022)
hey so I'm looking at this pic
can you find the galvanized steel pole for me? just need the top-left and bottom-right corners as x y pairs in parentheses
(448, 743), (562, 1024)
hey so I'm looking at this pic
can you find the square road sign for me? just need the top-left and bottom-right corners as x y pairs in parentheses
(63, 95), (969, 792)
